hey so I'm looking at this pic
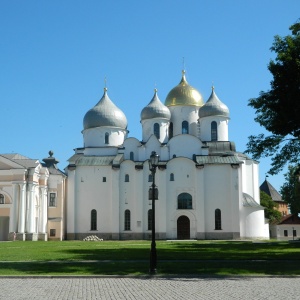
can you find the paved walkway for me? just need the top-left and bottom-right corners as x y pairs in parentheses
(1, 276), (300, 299)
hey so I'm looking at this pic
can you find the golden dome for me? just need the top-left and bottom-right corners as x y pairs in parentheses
(165, 70), (204, 107)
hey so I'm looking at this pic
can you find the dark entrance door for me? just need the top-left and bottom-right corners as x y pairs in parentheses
(177, 216), (190, 239)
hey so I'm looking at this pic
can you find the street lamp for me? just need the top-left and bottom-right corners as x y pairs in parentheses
(149, 151), (159, 274)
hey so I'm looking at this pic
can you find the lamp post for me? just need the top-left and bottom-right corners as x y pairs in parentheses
(149, 151), (159, 274)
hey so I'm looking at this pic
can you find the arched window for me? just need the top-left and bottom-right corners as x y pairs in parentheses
(148, 174), (153, 182)
(124, 209), (131, 230)
(211, 121), (218, 141)
(182, 121), (189, 134)
(125, 174), (129, 182)
(130, 151), (134, 161)
(91, 209), (97, 230)
(215, 209), (222, 230)
(169, 122), (173, 139)
(148, 209), (152, 230)
(105, 132), (109, 144)
(178, 193), (192, 209)
(170, 173), (175, 181)
(154, 123), (160, 139)
(0, 194), (4, 204)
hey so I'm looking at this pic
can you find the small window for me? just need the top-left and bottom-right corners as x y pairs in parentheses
(0, 194), (4, 204)
(91, 209), (97, 230)
(182, 121), (189, 134)
(49, 193), (56, 207)
(284, 230), (288, 237)
(105, 132), (109, 144)
(154, 123), (160, 139)
(215, 209), (222, 230)
(169, 122), (173, 139)
(50, 229), (56, 237)
(124, 209), (131, 230)
(103, 177), (106, 182)
(125, 174), (129, 182)
(148, 209), (152, 230)
(148, 174), (153, 182)
(130, 151), (134, 161)
(293, 230), (297, 237)
(178, 193), (192, 209)
(170, 173), (174, 181)
(211, 121), (218, 141)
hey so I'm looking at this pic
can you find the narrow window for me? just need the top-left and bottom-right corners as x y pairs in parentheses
(148, 174), (153, 182)
(130, 151), (134, 161)
(125, 174), (129, 182)
(124, 209), (131, 230)
(170, 173), (174, 181)
(178, 193), (192, 209)
(91, 209), (97, 230)
(169, 122), (173, 139)
(50, 229), (56, 237)
(49, 193), (56, 207)
(148, 209), (152, 230)
(211, 121), (218, 141)
(105, 132), (109, 144)
(293, 230), (297, 237)
(103, 177), (106, 182)
(284, 230), (288, 237)
(0, 194), (4, 204)
(182, 121), (189, 134)
(154, 123), (160, 139)
(215, 209), (222, 230)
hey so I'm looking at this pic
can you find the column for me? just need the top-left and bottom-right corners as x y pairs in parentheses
(18, 183), (26, 233)
(9, 183), (19, 233)
(39, 186), (48, 233)
(26, 183), (36, 233)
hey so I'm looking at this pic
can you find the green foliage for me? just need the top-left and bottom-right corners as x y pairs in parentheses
(280, 165), (300, 214)
(260, 191), (282, 223)
(246, 20), (300, 175)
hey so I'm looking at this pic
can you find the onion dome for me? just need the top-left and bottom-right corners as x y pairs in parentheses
(141, 89), (171, 121)
(165, 70), (204, 107)
(199, 87), (229, 118)
(83, 88), (128, 130)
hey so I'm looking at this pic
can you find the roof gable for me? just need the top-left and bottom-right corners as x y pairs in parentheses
(260, 179), (282, 202)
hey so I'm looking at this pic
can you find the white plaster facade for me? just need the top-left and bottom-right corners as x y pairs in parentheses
(65, 71), (269, 240)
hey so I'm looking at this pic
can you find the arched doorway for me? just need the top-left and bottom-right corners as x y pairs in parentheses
(177, 216), (190, 239)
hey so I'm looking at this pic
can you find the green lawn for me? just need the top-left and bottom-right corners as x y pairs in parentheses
(0, 240), (299, 276)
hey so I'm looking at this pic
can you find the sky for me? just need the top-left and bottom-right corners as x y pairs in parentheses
(0, 0), (299, 192)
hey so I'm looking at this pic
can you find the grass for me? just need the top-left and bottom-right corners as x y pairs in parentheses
(0, 240), (299, 276)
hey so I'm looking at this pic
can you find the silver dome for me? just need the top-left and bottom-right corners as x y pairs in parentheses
(199, 88), (229, 118)
(83, 88), (128, 130)
(141, 89), (171, 121)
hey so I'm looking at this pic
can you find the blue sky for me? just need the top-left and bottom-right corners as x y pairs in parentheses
(0, 0), (299, 192)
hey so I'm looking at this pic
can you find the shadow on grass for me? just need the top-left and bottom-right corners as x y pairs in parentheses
(1, 260), (300, 276)
(56, 241), (300, 261)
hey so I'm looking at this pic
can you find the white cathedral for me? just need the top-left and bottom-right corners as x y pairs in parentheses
(0, 71), (269, 241)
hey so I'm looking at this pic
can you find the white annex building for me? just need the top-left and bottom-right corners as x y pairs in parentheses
(0, 71), (269, 241)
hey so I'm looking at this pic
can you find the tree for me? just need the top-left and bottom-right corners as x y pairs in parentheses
(280, 165), (300, 214)
(260, 191), (282, 224)
(246, 20), (300, 175)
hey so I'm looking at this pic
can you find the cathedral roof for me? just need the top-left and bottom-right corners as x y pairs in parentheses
(83, 88), (128, 130)
(199, 87), (229, 118)
(165, 70), (204, 107)
(141, 89), (171, 121)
